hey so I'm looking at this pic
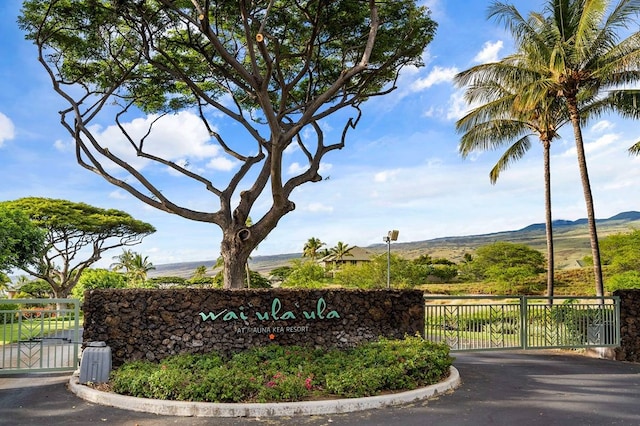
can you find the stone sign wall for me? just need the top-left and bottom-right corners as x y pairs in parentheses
(82, 288), (425, 366)
(614, 289), (640, 362)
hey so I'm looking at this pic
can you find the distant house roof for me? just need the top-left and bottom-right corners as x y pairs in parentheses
(319, 246), (375, 263)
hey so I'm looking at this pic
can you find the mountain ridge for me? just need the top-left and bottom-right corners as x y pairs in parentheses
(151, 211), (640, 277)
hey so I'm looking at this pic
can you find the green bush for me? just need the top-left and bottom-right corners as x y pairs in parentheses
(269, 266), (293, 281)
(607, 271), (640, 292)
(282, 260), (327, 288)
(245, 271), (272, 289)
(146, 276), (188, 287)
(0, 302), (19, 324)
(108, 335), (453, 403)
(72, 269), (127, 301)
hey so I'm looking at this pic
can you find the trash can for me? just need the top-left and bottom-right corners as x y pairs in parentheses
(79, 341), (112, 384)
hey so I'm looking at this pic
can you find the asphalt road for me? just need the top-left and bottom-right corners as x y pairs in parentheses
(1, 350), (639, 426)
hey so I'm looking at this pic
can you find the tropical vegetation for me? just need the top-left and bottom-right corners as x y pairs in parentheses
(111, 250), (156, 287)
(0, 206), (45, 273)
(459, 0), (640, 299)
(71, 269), (127, 301)
(302, 238), (326, 260)
(455, 26), (569, 298)
(108, 335), (452, 403)
(0, 198), (155, 299)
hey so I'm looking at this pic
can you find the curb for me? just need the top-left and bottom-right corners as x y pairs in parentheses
(68, 366), (460, 417)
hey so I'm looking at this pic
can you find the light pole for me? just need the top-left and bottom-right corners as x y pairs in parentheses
(384, 230), (399, 288)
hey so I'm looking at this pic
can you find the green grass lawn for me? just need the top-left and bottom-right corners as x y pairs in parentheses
(1, 315), (81, 344)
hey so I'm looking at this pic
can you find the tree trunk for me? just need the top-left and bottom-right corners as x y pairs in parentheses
(221, 232), (253, 289)
(245, 262), (251, 289)
(567, 99), (604, 297)
(50, 285), (70, 311)
(543, 140), (555, 301)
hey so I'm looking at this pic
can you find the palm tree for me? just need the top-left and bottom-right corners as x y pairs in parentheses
(0, 273), (10, 293)
(192, 265), (207, 280)
(302, 237), (326, 260)
(127, 253), (155, 285)
(110, 249), (135, 272)
(327, 241), (354, 278)
(455, 60), (568, 298)
(111, 249), (154, 285)
(329, 242), (354, 263)
(487, 0), (640, 297)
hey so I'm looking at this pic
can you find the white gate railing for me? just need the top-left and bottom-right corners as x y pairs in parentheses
(424, 296), (620, 351)
(0, 299), (81, 373)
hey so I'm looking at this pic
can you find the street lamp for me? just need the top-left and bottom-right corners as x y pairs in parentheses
(384, 230), (399, 288)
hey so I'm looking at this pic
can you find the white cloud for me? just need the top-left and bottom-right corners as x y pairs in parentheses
(446, 90), (469, 120)
(558, 132), (620, 157)
(53, 139), (73, 152)
(591, 120), (615, 133)
(473, 41), (504, 64)
(304, 202), (334, 213)
(0, 112), (15, 147)
(411, 66), (458, 92)
(108, 190), (128, 200)
(88, 111), (223, 171)
(422, 106), (436, 117)
(206, 156), (236, 171)
(319, 163), (333, 174)
(288, 162), (305, 175)
(374, 169), (401, 183)
(287, 162), (333, 176)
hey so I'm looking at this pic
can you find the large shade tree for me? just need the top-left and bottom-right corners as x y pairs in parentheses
(0, 206), (45, 273)
(485, 0), (640, 297)
(19, 0), (437, 288)
(0, 198), (155, 298)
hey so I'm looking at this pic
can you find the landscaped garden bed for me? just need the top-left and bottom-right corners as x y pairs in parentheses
(102, 335), (452, 403)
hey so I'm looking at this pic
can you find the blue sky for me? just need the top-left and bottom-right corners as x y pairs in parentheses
(2, 0), (640, 269)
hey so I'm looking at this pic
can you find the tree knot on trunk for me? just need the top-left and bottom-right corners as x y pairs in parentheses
(237, 228), (251, 241)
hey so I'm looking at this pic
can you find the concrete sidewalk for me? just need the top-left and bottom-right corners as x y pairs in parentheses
(1, 350), (639, 425)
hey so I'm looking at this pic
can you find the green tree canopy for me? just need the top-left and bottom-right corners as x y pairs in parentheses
(597, 230), (640, 274)
(0, 205), (45, 272)
(0, 197), (155, 298)
(71, 268), (128, 301)
(18, 0), (437, 289)
(471, 241), (546, 282)
(282, 259), (326, 289)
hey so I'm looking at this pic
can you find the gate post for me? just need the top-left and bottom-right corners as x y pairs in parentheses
(520, 296), (528, 350)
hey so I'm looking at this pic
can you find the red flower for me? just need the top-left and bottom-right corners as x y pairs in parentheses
(269, 333), (275, 340)
(305, 375), (314, 390)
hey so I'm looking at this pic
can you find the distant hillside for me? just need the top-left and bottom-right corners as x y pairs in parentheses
(518, 211), (640, 232)
(151, 211), (640, 277)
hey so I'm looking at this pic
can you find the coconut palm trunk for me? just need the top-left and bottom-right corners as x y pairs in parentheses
(568, 100), (604, 296)
(542, 138), (555, 300)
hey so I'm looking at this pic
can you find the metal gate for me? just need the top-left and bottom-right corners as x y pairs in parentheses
(0, 298), (81, 373)
(424, 296), (620, 351)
